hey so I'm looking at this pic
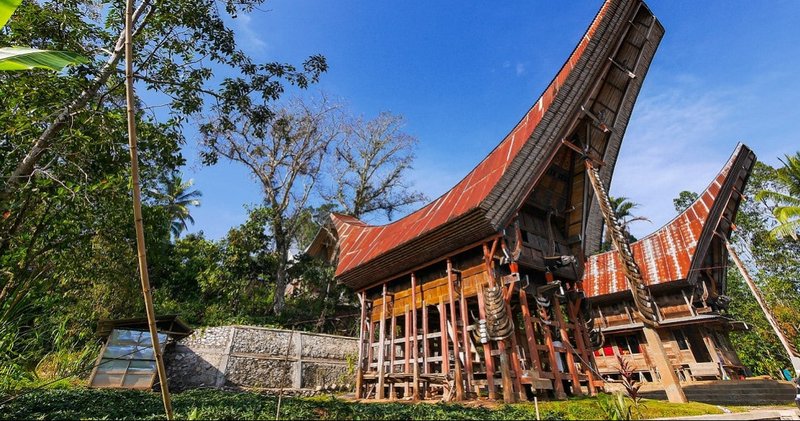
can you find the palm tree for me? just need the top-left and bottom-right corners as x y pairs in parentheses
(603, 196), (650, 249)
(152, 172), (202, 239)
(756, 152), (800, 240)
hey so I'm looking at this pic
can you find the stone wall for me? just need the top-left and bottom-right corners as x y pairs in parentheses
(166, 326), (358, 392)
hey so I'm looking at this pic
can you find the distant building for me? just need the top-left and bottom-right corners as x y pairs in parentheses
(583, 144), (756, 383)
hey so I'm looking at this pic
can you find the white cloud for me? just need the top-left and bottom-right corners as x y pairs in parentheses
(515, 62), (526, 76)
(610, 88), (735, 238)
(236, 14), (268, 54)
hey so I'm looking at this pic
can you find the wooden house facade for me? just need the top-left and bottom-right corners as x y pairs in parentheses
(310, 0), (664, 402)
(583, 144), (756, 384)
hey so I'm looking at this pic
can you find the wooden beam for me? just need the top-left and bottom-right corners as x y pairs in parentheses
(355, 290), (367, 398)
(377, 283), (388, 399)
(411, 273), (420, 400)
(476, 283), (497, 400)
(367, 321), (375, 373)
(505, 301), (526, 401)
(553, 297), (583, 396)
(439, 299), (450, 383)
(423, 300), (431, 375)
(389, 298), (397, 399)
(404, 306), (411, 396)
(459, 281), (474, 395)
(567, 297), (596, 395)
(519, 290), (544, 374)
(446, 258), (465, 401)
(540, 308), (566, 399)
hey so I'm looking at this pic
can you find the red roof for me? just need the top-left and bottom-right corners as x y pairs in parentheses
(583, 144), (756, 297)
(326, 0), (664, 290)
(333, 2), (612, 279)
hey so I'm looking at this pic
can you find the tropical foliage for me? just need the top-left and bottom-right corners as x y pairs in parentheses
(0, 0), (87, 71)
(756, 152), (800, 240)
(150, 173), (201, 239)
(676, 159), (800, 378)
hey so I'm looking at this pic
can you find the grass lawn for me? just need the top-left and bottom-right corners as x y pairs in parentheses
(0, 388), (740, 420)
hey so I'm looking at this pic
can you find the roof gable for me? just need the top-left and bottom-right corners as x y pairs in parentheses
(584, 144), (756, 297)
(326, 0), (665, 290)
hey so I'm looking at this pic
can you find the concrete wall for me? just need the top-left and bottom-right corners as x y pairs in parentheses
(166, 326), (358, 392)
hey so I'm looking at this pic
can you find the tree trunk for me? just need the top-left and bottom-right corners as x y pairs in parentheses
(272, 231), (290, 315)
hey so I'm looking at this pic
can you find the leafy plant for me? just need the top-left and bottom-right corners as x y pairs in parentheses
(597, 392), (634, 420)
(0, 0), (87, 71)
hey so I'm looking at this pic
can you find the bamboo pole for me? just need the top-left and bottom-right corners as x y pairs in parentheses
(727, 241), (800, 374)
(124, 0), (172, 417)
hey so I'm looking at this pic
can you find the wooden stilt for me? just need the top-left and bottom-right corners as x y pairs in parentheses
(476, 283), (497, 400)
(389, 299), (397, 399)
(553, 298), (582, 396)
(439, 299), (450, 382)
(520, 290), (544, 374)
(411, 273), (420, 400)
(422, 301), (430, 375)
(568, 297), (597, 395)
(459, 284), (474, 395)
(377, 283), (388, 399)
(446, 259), (464, 401)
(505, 304), (527, 401)
(483, 243), (515, 403)
(367, 319), (375, 376)
(404, 306), (411, 397)
(540, 310), (566, 399)
(355, 290), (367, 398)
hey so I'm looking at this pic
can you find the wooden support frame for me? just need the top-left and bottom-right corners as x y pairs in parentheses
(389, 297), (398, 399)
(355, 290), (367, 398)
(540, 307), (566, 399)
(567, 296), (597, 395)
(476, 283), (497, 399)
(446, 258), (465, 401)
(377, 283), (388, 399)
(553, 298), (583, 396)
(459, 280), (475, 395)
(404, 306), (411, 396)
(411, 273), (420, 399)
(519, 290), (544, 375)
(439, 299), (450, 383)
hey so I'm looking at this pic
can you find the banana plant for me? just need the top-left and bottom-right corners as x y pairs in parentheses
(0, 0), (88, 71)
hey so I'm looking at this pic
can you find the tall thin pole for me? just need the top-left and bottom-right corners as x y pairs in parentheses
(727, 241), (800, 375)
(124, 0), (174, 418)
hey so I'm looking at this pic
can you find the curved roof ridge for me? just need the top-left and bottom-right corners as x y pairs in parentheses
(329, 0), (616, 234)
(330, 0), (619, 278)
(583, 143), (755, 297)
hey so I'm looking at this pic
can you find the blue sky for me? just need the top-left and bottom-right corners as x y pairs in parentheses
(180, 0), (800, 240)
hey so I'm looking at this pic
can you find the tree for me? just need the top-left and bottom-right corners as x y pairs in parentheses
(201, 96), (341, 315)
(756, 152), (800, 240)
(324, 111), (427, 221)
(151, 172), (202, 239)
(602, 196), (649, 249)
(1, 0), (325, 234)
(673, 190), (699, 213)
(0, 0), (324, 381)
(725, 161), (800, 377)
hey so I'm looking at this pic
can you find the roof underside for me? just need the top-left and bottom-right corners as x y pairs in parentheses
(584, 144), (756, 297)
(330, 0), (665, 290)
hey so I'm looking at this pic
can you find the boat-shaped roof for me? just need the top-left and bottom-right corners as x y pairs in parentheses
(584, 144), (756, 297)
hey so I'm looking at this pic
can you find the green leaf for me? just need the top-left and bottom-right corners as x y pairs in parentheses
(0, 0), (22, 28)
(0, 47), (88, 71)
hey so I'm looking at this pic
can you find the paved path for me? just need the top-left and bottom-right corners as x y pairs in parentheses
(654, 407), (800, 420)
